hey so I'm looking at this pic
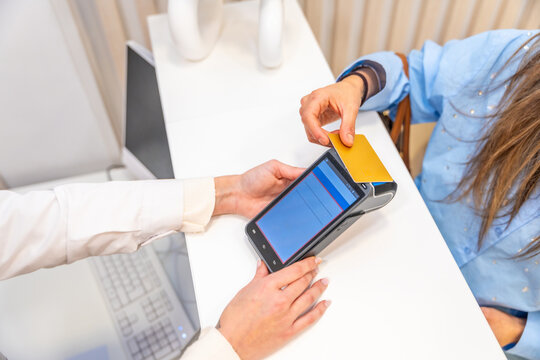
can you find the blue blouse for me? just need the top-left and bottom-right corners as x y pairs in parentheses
(339, 30), (540, 359)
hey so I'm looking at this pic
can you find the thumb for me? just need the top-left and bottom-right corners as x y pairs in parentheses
(276, 161), (305, 181)
(339, 106), (358, 147)
(254, 259), (269, 278)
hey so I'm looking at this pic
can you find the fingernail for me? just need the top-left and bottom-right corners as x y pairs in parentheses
(325, 300), (332, 308)
(315, 257), (323, 265)
(257, 259), (261, 268)
(318, 137), (326, 145)
(321, 278), (329, 286)
(347, 133), (354, 144)
(313, 267), (319, 275)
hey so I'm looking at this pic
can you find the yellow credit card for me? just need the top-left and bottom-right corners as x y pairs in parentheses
(328, 133), (393, 183)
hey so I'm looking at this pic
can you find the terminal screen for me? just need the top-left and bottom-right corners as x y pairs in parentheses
(256, 158), (359, 262)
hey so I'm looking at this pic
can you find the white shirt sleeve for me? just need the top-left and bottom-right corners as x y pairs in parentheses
(0, 177), (241, 359)
(181, 327), (240, 360)
(181, 177), (215, 233)
(0, 178), (214, 280)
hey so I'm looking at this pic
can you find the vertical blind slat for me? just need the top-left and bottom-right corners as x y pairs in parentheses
(134, 0), (158, 49)
(321, 0), (337, 61)
(496, 0), (529, 28)
(359, 0), (394, 55)
(468, 0), (504, 35)
(413, 0), (451, 48)
(519, 0), (540, 29)
(332, 0), (356, 73)
(387, 0), (424, 53)
(94, 0), (127, 85)
(347, 0), (367, 62)
(442, 0), (479, 43)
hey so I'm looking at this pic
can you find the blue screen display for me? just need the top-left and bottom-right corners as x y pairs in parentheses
(256, 158), (359, 262)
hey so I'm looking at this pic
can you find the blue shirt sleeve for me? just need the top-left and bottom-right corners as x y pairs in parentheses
(338, 29), (530, 124)
(337, 45), (443, 124)
(507, 311), (540, 360)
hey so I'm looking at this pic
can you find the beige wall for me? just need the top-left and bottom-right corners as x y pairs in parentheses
(301, 0), (539, 74)
(67, 0), (540, 176)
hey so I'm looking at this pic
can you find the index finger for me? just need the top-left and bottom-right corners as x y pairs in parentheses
(338, 104), (359, 147)
(269, 257), (322, 288)
(300, 97), (330, 145)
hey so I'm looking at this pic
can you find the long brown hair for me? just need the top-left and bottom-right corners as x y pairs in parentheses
(452, 33), (540, 259)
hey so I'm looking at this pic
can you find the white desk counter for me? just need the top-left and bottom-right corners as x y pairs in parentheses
(149, 1), (504, 358)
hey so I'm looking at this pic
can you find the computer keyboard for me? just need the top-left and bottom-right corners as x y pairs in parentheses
(91, 246), (196, 360)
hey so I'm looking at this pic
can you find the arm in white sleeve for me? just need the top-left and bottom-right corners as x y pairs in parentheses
(181, 178), (215, 232)
(0, 178), (214, 280)
(0, 177), (242, 359)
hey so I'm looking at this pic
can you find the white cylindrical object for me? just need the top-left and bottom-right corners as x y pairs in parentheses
(168, 0), (223, 61)
(258, 0), (284, 68)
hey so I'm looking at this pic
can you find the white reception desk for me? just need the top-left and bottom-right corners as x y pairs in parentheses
(149, 0), (504, 359)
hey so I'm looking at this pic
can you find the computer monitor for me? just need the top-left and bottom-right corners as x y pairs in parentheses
(122, 41), (174, 180)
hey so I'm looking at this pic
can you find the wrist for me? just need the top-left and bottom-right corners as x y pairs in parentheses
(213, 175), (241, 216)
(341, 74), (365, 99)
(217, 325), (238, 351)
(509, 315), (526, 344)
(218, 326), (251, 360)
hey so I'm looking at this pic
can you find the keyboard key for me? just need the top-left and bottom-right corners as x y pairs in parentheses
(117, 289), (129, 305)
(129, 286), (145, 301)
(141, 346), (152, 358)
(127, 338), (139, 353)
(121, 326), (133, 337)
(110, 298), (121, 311)
(154, 346), (173, 359)
(168, 333), (178, 343)
(142, 278), (154, 292)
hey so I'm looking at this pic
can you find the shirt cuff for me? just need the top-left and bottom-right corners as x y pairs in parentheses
(180, 177), (215, 233)
(181, 327), (240, 360)
(338, 52), (407, 112)
(506, 311), (540, 360)
(337, 60), (386, 92)
(139, 180), (184, 234)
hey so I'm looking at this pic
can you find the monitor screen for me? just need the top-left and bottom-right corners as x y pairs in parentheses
(125, 46), (174, 179)
(256, 158), (360, 262)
